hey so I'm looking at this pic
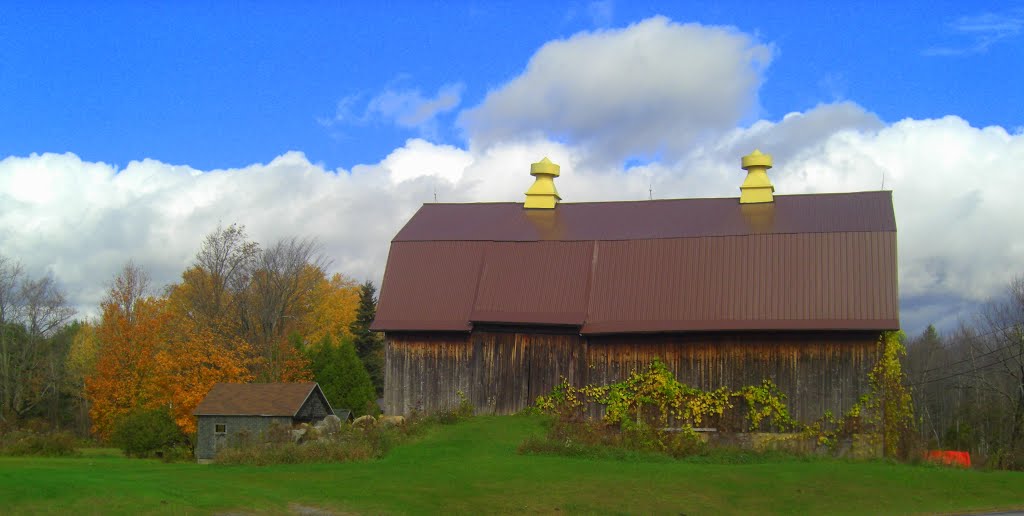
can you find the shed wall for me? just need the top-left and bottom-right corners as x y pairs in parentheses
(384, 330), (881, 423)
(295, 389), (331, 421)
(195, 415), (292, 460)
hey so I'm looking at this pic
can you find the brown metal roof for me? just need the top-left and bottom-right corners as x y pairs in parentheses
(470, 241), (593, 326)
(371, 191), (899, 333)
(393, 192), (896, 242)
(582, 232), (898, 333)
(193, 383), (327, 416)
(373, 241), (485, 332)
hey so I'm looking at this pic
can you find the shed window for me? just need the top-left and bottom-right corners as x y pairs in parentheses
(214, 423), (226, 434)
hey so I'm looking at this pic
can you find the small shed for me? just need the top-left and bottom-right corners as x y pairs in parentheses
(192, 382), (333, 461)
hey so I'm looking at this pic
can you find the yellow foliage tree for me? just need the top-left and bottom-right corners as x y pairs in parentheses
(299, 272), (361, 345)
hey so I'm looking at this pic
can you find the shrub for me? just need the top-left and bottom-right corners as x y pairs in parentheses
(434, 390), (474, 425)
(111, 407), (189, 458)
(215, 414), (436, 466)
(0, 429), (79, 456)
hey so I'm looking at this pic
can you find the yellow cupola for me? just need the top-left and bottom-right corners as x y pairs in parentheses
(524, 157), (561, 209)
(739, 149), (775, 204)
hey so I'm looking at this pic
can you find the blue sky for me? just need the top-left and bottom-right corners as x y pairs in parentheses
(1, 1), (1023, 335)
(2, 1), (1020, 170)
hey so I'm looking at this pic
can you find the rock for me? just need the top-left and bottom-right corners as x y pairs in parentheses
(379, 415), (406, 427)
(291, 427), (307, 442)
(315, 415), (342, 435)
(352, 415), (377, 427)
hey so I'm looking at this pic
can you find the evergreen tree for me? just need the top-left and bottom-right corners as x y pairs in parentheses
(306, 334), (376, 417)
(349, 281), (384, 395)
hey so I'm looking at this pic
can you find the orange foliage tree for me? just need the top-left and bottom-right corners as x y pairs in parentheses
(87, 263), (255, 440)
(157, 306), (254, 433)
(86, 262), (168, 440)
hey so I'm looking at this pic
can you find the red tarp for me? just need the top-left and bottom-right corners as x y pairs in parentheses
(925, 450), (971, 468)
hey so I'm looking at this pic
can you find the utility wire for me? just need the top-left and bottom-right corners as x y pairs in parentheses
(908, 348), (1024, 387)
(908, 323), (1023, 376)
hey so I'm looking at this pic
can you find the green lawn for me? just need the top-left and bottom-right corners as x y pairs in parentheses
(2, 415), (1023, 515)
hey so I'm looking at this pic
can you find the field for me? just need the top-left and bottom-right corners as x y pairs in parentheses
(2, 416), (1023, 515)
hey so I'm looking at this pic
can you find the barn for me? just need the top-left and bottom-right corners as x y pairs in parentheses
(370, 151), (898, 424)
(193, 382), (333, 461)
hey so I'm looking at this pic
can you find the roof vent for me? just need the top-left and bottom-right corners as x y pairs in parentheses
(524, 157), (561, 209)
(739, 149), (774, 204)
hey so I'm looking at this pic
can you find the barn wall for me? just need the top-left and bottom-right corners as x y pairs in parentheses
(384, 330), (881, 423)
(586, 332), (881, 423)
(383, 331), (585, 415)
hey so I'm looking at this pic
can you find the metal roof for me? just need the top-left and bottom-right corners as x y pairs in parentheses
(372, 191), (899, 334)
(393, 192), (896, 242)
(192, 382), (331, 417)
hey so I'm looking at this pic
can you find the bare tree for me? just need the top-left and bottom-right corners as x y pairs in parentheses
(191, 223), (259, 324)
(905, 325), (951, 445)
(104, 261), (150, 324)
(0, 256), (75, 422)
(969, 279), (1024, 467)
(237, 237), (326, 379)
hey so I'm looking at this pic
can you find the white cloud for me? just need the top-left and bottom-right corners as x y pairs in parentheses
(924, 9), (1024, 56)
(367, 83), (464, 129)
(459, 16), (772, 164)
(320, 83), (464, 139)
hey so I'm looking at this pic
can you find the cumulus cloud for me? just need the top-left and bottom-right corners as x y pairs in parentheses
(459, 16), (772, 164)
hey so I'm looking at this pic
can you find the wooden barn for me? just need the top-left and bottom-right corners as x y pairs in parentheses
(371, 152), (898, 424)
(193, 382), (333, 461)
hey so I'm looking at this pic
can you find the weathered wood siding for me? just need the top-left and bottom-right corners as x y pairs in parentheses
(586, 333), (880, 423)
(384, 331), (585, 415)
(384, 330), (881, 423)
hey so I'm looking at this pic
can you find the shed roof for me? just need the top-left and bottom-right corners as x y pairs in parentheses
(193, 383), (330, 417)
(372, 191), (899, 334)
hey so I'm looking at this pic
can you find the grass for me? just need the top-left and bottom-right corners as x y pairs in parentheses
(1, 415), (1023, 515)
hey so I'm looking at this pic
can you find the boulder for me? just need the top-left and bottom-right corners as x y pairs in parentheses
(379, 415), (406, 427)
(352, 415), (377, 428)
(315, 415), (343, 435)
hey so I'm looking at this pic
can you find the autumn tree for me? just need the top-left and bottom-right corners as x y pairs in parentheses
(88, 262), (257, 440)
(350, 280), (384, 395)
(299, 272), (361, 345)
(157, 289), (254, 434)
(86, 262), (167, 440)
